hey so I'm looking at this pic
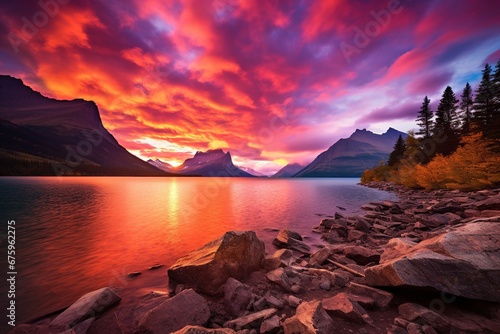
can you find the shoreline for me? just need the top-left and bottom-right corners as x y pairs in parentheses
(11, 182), (500, 334)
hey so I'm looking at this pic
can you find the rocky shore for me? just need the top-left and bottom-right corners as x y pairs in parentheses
(11, 182), (500, 334)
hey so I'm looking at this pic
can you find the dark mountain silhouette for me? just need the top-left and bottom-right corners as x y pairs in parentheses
(272, 163), (304, 178)
(173, 149), (254, 177)
(0, 75), (167, 176)
(294, 128), (407, 177)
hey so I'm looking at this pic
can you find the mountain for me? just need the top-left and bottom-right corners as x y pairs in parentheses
(173, 149), (254, 177)
(238, 166), (268, 177)
(147, 158), (174, 172)
(0, 75), (167, 176)
(272, 163), (304, 178)
(294, 128), (407, 177)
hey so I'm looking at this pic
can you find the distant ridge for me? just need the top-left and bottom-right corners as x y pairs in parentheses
(173, 149), (254, 177)
(272, 163), (304, 178)
(294, 128), (407, 177)
(0, 75), (167, 176)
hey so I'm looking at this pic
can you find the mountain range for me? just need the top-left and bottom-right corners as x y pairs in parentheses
(0, 75), (406, 177)
(293, 128), (407, 177)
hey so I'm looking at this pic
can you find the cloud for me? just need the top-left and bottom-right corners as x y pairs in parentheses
(1, 0), (499, 171)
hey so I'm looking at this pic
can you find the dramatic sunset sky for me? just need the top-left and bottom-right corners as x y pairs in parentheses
(1, 0), (499, 174)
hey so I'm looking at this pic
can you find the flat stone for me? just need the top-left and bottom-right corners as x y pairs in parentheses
(398, 303), (450, 333)
(137, 289), (210, 334)
(171, 326), (236, 334)
(322, 292), (371, 324)
(51, 287), (121, 327)
(266, 268), (292, 292)
(259, 315), (281, 334)
(309, 247), (331, 266)
(168, 231), (265, 295)
(343, 245), (380, 265)
(273, 229), (311, 254)
(223, 308), (277, 331)
(347, 283), (393, 309)
(380, 238), (417, 263)
(283, 301), (335, 334)
(476, 195), (500, 210)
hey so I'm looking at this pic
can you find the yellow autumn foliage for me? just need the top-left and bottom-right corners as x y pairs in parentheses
(415, 133), (500, 190)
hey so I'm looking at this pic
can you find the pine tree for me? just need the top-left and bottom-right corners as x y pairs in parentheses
(459, 82), (474, 134)
(388, 135), (407, 166)
(434, 86), (459, 156)
(490, 58), (500, 140)
(473, 63), (493, 130)
(416, 96), (433, 138)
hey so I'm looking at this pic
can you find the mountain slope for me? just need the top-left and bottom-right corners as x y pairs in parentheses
(174, 149), (254, 177)
(0, 75), (167, 176)
(272, 163), (304, 178)
(147, 159), (174, 173)
(294, 128), (406, 177)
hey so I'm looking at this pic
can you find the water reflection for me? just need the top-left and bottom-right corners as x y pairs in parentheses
(0, 177), (396, 326)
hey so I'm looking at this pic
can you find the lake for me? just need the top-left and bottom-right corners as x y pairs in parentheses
(0, 177), (396, 326)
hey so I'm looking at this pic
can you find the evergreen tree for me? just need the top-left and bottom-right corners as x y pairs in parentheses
(435, 86), (459, 133)
(434, 86), (459, 156)
(490, 58), (500, 140)
(459, 82), (474, 134)
(416, 96), (433, 138)
(388, 135), (407, 166)
(473, 63), (493, 130)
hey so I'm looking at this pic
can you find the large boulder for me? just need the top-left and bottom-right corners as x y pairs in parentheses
(137, 289), (210, 334)
(51, 287), (121, 327)
(168, 231), (265, 295)
(365, 222), (500, 302)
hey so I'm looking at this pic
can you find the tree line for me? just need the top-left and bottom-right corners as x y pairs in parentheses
(361, 58), (500, 190)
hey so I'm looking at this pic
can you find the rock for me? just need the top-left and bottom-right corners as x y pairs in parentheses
(406, 323), (423, 334)
(387, 325), (408, 334)
(259, 315), (281, 334)
(347, 283), (393, 309)
(223, 308), (277, 331)
(9, 325), (75, 334)
(72, 318), (95, 334)
(224, 278), (255, 317)
(147, 264), (164, 270)
(365, 222), (500, 302)
(476, 195), (500, 210)
(347, 294), (376, 309)
(421, 325), (438, 334)
(137, 289), (210, 334)
(319, 279), (331, 291)
(354, 218), (372, 232)
(171, 326), (236, 334)
(380, 238), (417, 263)
(417, 213), (461, 227)
(283, 301), (335, 334)
(273, 229), (311, 254)
(347, 229), (369, 243)
(343, 246), (380, 265)
(287, 295), (302, 307)
(168, 231), (265, 295)
(309, 247), (331, 266)
(398, 303), (450, 333)
(253, 297), (267, 311)
(361, 204), (380, 211)
(51, 287), (121, 327)
(266, 268), (292, 292)
(265, 294), (284, 309)
(127, 272), (142, 278)
(263, 249), (294, 270)
(322, 292), (371, 324)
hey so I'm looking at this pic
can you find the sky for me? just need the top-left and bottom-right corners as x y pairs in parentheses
(1, 0), (499, 174)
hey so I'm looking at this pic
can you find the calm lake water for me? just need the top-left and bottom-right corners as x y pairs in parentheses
(0, 177), (396, 326)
